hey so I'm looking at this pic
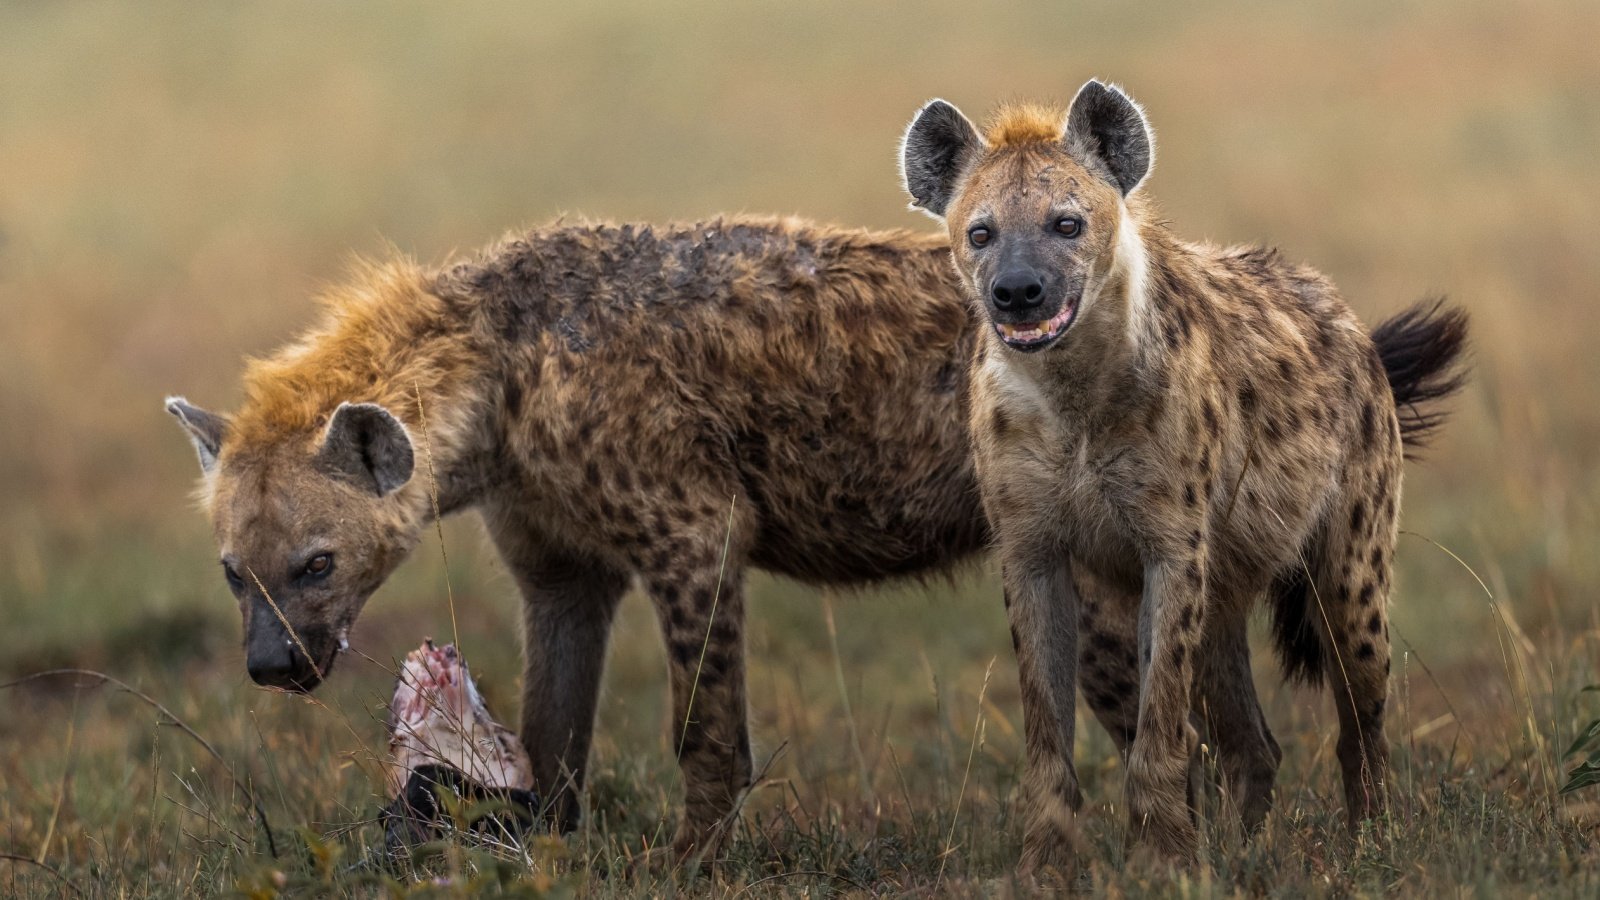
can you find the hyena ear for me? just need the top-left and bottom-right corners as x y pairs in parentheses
(901, 99), (984, 218)
(165, 396), (227, 473)
(317, 402), (415, 496)
(1063, 80), (1154, 196)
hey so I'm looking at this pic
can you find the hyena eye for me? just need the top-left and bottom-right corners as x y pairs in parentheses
(304, 553), (334, 578)
(1054, 217), (1083, 238)
(968, 226), (991, 248)
(222, 563), (244, 591)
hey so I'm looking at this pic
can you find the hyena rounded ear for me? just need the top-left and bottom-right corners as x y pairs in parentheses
(901, 99), (984, 218)
(1063, 80), (1154, 196)
(317, 402), (415, 496)
(165, 396), (227, 473)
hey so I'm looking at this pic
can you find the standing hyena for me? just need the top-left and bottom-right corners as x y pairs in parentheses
(901, 81), (1468, 870)
(163, 218), (1183, 863)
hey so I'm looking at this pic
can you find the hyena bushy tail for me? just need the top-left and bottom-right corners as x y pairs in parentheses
(1370, 298), (1471, 455)
(1270, 298), (1470, 686)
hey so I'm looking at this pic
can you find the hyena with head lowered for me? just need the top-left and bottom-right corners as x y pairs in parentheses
(164, 217), (1172, 862)
(902, 81), (1468, 870)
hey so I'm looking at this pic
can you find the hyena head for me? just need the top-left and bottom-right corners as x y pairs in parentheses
(166, 398), (418, 692)
(901, 79), (1154, 354)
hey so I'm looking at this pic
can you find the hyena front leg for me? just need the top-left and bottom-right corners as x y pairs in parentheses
(1195, 602), (1281, 834)
(1127, 544), (1210, 862)
(1002, 548), (1084, 876)
(1315, 470), (1399, 828)
(646, 559), (753, 864)
(490, 515), (630, 832)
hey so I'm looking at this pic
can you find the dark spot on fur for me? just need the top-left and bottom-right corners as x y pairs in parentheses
(991, 408), (1012, 440)
(585, 461), (602, 488)
(676, 726), (706, 759)
(1358, 583), (1375, 606)
(1361, 402), (1376, 449)
(695, 658), (726, 688)
(670, 639), (698, 667)
(1184, 484), (1197, 506)
(1367, 612), (1382, 634)
(1355, 642), (1376, 661)
(503, 379), (524, 418)
(1238, 381), (1258, 414)
(1350, 501), (1366, 535)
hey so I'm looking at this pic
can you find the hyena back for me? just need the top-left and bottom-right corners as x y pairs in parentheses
(165, 218), (1162, 862)
(903, 82), (1467, 871)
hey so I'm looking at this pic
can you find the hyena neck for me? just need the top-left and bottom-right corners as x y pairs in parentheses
(233, 259), (500, 520)
(1010, 203), (1171, 424)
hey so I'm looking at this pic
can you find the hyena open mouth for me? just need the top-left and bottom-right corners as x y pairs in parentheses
(994, 299), (1078, 352)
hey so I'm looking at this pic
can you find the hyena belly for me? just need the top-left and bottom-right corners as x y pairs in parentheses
(737, 362), (989, 584)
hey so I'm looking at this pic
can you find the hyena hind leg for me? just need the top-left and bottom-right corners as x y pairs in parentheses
(1076, 569), (1142, 755)
(1311, 478), (1398, 829)
(1194, 601), (1281, 835)
(645, 553), (755, 863)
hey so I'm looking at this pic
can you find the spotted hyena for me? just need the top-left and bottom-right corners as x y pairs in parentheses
(901, 81), (1468, 870)
(164, 218), (1183, 863)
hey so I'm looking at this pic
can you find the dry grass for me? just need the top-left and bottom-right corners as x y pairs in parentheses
(2, 0), (1599, 896)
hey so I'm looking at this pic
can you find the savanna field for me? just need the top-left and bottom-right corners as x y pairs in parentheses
(3, 1), (1599, 896)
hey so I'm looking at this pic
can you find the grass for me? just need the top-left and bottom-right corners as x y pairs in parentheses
(3, 0), (1600, 895)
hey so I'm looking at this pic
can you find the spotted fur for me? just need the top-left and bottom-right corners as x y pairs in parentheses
(902, 81), (1468, 872)
(167, 215), (1160, 863)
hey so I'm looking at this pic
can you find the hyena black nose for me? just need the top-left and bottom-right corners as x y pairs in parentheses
(991, 269), (1045, 311)
(246, 644), (298, 688)
(245, 609), (320, 691)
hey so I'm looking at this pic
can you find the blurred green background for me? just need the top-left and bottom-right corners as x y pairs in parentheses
(1, 1), (1597, 894)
